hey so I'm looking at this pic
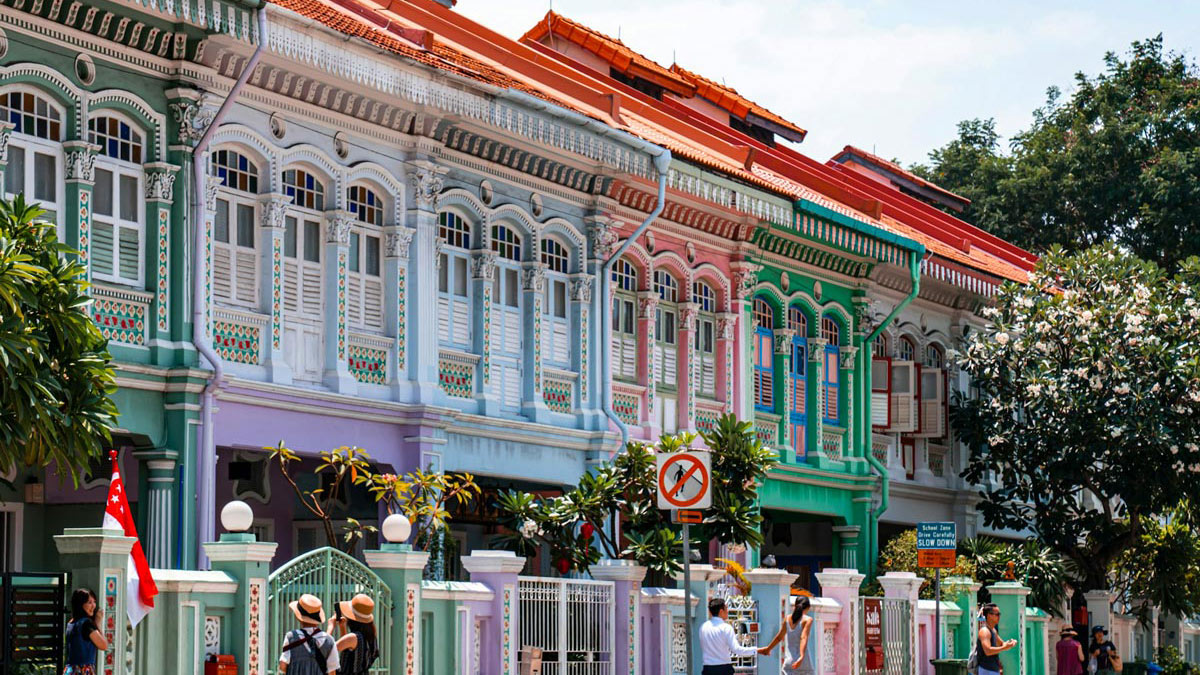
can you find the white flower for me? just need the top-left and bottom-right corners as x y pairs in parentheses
(519, 519), (543, 539)
(1035, 321), (1051, 333)
(995, 332), (1010, 345)
(1157, 313), (1168, 323)
(1171, 445), (1180, 455)
(1188, 443), (1199, 453)
(1114, 383), (1131, 395)
(1028, 383), (1044, 396)
(1080, 310), (1094, 323)
(1189, 390), (1200, 403)
(988, 435), (1005, 446)
(1111, 427), (1123, 438)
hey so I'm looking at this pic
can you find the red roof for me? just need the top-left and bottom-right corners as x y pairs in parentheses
(669, 63), (807, 142)
(833, 145), (970, 211)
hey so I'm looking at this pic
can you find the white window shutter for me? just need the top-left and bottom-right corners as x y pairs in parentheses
(437, 297), (450, 342)
(93, 221), (115, 277)
(452, 300), (470, 345)
(283, 261), (300, 313)
(235, 250), (257, 305)
(364, 278), (383, 330)
(213, 247), (233, 301)
(117, 227), (139, 281)
(889, 361), (917, 432)
(301, 262), (321, 317)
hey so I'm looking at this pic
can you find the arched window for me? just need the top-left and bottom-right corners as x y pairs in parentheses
(692, 282), (717, 398)
(436, 211), (472, 348)
(491, 224), (523, 409)
(822, 316), (841, 425)
(611, 258), (638, 381)
(282, 168), (325, 210)
(281, 167), (326, 321)
(920, 343), (947, 437)
(88, 115), (144, 285)
(753, 297), (775, 411)
(871, 334), (891, 428)
(924, 343), (944, 369)
(872, 334), (888, 358)
(2, 91), (64, 226)
(541, 237), (570, 366)
(210, 148), (260, 307)
(346, 185), (384, 332)
(898, 336), (916, 362)
(789, 306), (809, 457)
(653, 270), (679, 431)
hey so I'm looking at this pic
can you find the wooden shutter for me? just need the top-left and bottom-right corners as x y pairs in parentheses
(889, 361), (917, 432)
(872, 357), (891, 428)
(918, 367), (946, 438)
(93, 221), (115, 277)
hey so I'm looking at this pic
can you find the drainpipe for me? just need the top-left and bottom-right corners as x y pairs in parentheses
(497, 90), (672, 454)
(191, 5), (268, 568)
(861, 252), (922, 574)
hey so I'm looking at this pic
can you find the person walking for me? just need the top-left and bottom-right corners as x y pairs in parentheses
(330, 594), (379, 675)
(699, 597), (763, 675)
(1056, 627), (1085, 675)
(64, 588), (109, 675)
(976, 603), (1018, 675)
(279, 594), (339, 675)
(1089, 626), (1120, 674)
(760, 596), (816, 674)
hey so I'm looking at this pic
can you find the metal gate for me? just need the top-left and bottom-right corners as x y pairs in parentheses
(860, 597), (912, 675)
(0, 572), (67, 675)
(517, 576), (614, 675)
(267, 548), (392, 675)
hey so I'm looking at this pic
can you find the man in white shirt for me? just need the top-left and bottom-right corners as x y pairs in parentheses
(699, 596), (765, 674)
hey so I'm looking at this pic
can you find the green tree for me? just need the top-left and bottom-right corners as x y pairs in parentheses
(913, 36), (1200, 269)
(1112, 504), (1200, 619)
(495, 416), (776, 582)
(955, 244), (1200, 592)
(873, 529), (977, 600)
(958, 536), (1074, 616)
(0, 196), (117, 483)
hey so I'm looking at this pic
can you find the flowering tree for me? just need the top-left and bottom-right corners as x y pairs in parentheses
(955, 244), (1200, 593)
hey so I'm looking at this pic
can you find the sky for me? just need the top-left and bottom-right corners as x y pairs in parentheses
(454, 0), (1200, 167)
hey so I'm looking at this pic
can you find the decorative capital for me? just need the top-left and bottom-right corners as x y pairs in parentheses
(433, 237), (446, 268)
(732, 264), (761, 300)
(570, 277), (594, 303)
(839, 345), (859, 369)
(854, 299), (877, 335)
(63, 141), (99, 183)
(169, 98), (215, 146)
(409, 163), (446, 210)
(385, 226), (415, 259)
(717, 313), (738, 340)
(680, 303), (700, 331)
(774, 328), (796, 353)
(0, 120), (13, 164)
(204, 182), (220, 212)
(523, 264), (546, 292)
(587, 216), (619, 260)
(637, 292), (659, 319)
(143, 162), (180, 203)
(807, 338), (828, 362)
(325, 210), (355, 244)
(471, 251), (497, 279)
(258, 193), (289, 231)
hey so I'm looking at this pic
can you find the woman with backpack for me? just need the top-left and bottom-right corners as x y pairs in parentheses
(279, 594), (340, 675)
(330, 594), (379, 675)
(64, 588), (109, 674)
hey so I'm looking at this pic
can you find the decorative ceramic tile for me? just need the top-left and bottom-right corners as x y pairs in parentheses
(348, 344), (387, 384)
(439, 357), (473, 398)
(613, 391), (639, 426)
(156, 207), (169, 332)
(696, 408), (720, 434)
(213, 320), (259, 364)
(92, 295), (147, 345)
(542, 376), (572, 413)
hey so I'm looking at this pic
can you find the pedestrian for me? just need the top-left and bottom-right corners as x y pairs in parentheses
(64, 588), (109, 675)
(976, 603), (1018, 675)
(330, 594), (379, 675)
(1089, 626), (1120, 674)
(1056, 626), (1085, 675)
(279, 594), (339, 675)
(760, 596), (816, 674)
(699, 596), (763, 674)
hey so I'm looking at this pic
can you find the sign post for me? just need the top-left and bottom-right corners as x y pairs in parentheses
(917, 521), (957, 660)
(657, 451), (713, 674)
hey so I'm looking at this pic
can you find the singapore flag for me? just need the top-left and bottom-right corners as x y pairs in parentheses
(102, 451), (158, 627)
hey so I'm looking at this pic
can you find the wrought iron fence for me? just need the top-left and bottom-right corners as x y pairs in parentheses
(266, 547), (392, 675)
(517, 576), (614, 675)
(860, 596), (912, 675)
(0, 572), (67, 675)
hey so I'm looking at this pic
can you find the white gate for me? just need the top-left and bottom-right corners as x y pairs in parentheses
(518, 576), (615, 675)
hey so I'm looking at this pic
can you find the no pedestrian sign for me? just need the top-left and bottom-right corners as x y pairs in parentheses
(917, 521), (957, 569)
(656, 451), (712, 510)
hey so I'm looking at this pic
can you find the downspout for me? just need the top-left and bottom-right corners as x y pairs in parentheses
(497, 90), (673, 454)
(862, 251), (922, 573)
(191, 5), (269, 568)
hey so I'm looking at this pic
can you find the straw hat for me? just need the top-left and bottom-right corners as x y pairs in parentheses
(289, 594), (326, 626)
(1060, 627), (1078, 637)
(337, 594), (375, 624)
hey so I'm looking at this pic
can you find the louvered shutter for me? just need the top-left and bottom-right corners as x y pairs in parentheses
(93, 221), (115, 278)
(213, 247), (233, 301)
(889, 361), (917, 432)
(117, 227), (139, 281)
(437, 297), (450, 342)
(235, 250), (257, 304)
(364, 278), (383, 330)
(872, 357), (891, 427)
(347, 274), (363, 326)
(919, 368), (946, 438)
(452, 299), (470, 345)
(283, 260), (300, 313)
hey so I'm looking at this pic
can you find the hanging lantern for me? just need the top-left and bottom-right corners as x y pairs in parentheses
(580, 522), (594, 539)
(556, 558), (571, 575)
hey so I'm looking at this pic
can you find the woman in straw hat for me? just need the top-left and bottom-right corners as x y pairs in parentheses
(1056, 626), (1085, 675)
(279, 594), (340, 675)
(330, 594), (379, 675)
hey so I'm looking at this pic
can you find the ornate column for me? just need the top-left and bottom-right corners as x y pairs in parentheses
(639, 291), (659, 435)
(521, 263), (550, 422)
(56, 528), (135, 675)
(384, 225), (415, 389)
(132, 448), (179, 569)
(830, 525), (861, 571)
(364, 539), (430, 675)
(590, 560), (648, 675)
(257, 193), (290, 382)
(471, 250), (498, 414)
(63, 140), (99, 279)
(774, 328), (796, 456)
(717, 313), (738, 415)
(205, 525), (278, 675)
(808, 337), (828, 459)
(0, 121), (13, 194)
(144, 163), (179, 357)
(678, 302), (699, 433)
(585, 215), (617, 422)
(746, 568), (800, 675)
(814, 568), (866, 675)
(404, 162), (446, 403)
(839, 345), (859, 460)
(730, 262), (759, 420)
(570, 275), (594, 413)
(989, 580), (1032, 675)
(462, 551), (527, 675)
(323, 210), (355, 392)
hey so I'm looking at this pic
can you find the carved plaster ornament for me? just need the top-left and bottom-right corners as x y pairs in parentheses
(325, 212), (354, 244)
(638, 294), (659, 319)
(384, 227), (415, 258)
(433, 238), (445, 268)
(732, 264), (761, 299)
(523, 265), (546, 292)
(0, 122), (12, 164)
(774, 328), (796, 354)
(409, 165), (444, 210)
(680, 303), (699, 331)
(258, 195), (288, 230)
(64, 143), (98, 182)
(839, 345), (859, 370)
(471, 251), (497, 279)
(807, 338), (828, 362)
(204, 183), (220, 212)
(570, 277), (593, 303)
(143, 167), (178, 203)
(589, 218), (618, 260)
(169, 98), (215, 146)
(717, 315), (738, 340)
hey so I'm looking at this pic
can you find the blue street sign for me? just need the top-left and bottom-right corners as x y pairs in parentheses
(917, 521), (957, 550)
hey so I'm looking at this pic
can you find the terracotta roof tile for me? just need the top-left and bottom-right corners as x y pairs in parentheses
(669, 63), (806, 142)
(834, 145), (969, 209)
(521, 11), (697, 97)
